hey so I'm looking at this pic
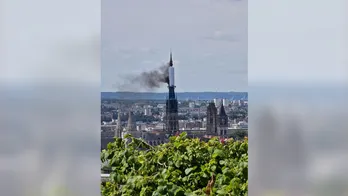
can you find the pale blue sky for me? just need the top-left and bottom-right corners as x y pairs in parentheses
(101, 0), (247, 92)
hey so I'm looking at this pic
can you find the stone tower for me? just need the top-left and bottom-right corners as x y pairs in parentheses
(126, 111), (136, 132)
(206, 102), (217, 134)
(115, 112), (122, 138)
(217, 102), (228, 137)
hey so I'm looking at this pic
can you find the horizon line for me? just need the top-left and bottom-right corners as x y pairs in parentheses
(101, 91), (248, 93)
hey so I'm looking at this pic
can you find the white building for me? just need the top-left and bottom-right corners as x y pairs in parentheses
(157, 104), (166, 109)
(238, 121), (248, 129)
(144, 108), (152, 116)
(213, 98), (221, 106)
(222, 99), (229, 106)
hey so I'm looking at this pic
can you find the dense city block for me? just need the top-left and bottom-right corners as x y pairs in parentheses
(101, 96), (248, 150)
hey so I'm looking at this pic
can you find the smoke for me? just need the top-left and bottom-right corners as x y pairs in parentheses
(115, 63), (170, 91)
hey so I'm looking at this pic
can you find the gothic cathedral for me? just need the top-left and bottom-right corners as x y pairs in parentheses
(206, 101), (228, 137)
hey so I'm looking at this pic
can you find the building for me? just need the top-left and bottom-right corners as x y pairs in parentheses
(101, 125), (117, 150)
(115, 112), (122, 138)
(144, 108), (152, 116)
(213, 98), (221, 106)
(101, 112), (123, 150)
(164, 52), (179, 133)
(222, 98), (229, 106)
(206, 101), (229, 137)
(217, 103), (228, 136)
(126, 111), (136, 132)
(206, 102), (218, 134)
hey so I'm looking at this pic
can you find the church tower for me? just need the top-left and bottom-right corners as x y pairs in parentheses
(126, 111), (136, 132)
(165, 52), (179, 133)
(206, 102), (218, 134)
(217, 101), (228, 137)
(115, 111), (122, 138)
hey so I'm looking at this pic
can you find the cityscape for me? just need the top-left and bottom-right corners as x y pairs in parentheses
(101, 53), (248, 150)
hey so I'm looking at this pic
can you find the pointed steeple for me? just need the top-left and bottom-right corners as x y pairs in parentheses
(127, 111), (135, 131)
(117, 112), (121, 126)
(115, 111), (122, 137)
(218, 101), (227, 116)
(169, 50), (173, 67)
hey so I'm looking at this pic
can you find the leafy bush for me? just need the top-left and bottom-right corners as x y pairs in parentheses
(101, 133), (248, 196)
(230, 129), (248, 141)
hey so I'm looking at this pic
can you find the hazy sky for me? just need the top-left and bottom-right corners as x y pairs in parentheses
(102, 0), (247, 92)
(2, 0), (346, 90)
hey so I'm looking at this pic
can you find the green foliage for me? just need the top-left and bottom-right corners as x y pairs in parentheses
(101, 133), (248, 196)
(230, 130), (248, 141)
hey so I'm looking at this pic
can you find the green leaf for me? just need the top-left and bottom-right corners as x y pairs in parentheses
(217, 189), (229, 195)
(219, 160), (226, 165)
(156, 185), (167, 194)
(185, 167), (196, 175)
(174, 188), (185, 196)
(211, 165), (217, 172)
(212, 149), (224, 159)
(138, 155), (145, 164)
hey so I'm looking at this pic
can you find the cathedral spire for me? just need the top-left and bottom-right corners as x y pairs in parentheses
(117, 112), (121, 126)
(169, 50), (173, 67)
(219, 102), (227, 116)
(127, 111), (135, 131)
(116, 111), (122, 137)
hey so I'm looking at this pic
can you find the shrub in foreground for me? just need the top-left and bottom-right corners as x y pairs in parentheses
(101, 133), (248, 196)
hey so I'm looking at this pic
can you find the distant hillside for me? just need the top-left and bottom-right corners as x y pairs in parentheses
(101, 91), (248, 100)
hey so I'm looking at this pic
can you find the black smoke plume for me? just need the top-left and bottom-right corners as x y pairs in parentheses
(116, 63), (169, 91)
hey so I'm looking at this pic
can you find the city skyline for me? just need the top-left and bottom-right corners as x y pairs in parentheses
(102, 0), (247, 92)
